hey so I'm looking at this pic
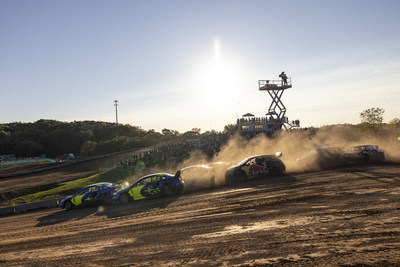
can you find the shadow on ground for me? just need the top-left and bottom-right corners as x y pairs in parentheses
(35, 195), (180, 227)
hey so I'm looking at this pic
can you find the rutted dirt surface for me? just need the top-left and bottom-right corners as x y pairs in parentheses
(1, 164), (400, 266)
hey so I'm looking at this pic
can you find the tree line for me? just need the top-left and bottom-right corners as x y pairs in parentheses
(2, 107), (395, 159)
(0, 120), (238, 158)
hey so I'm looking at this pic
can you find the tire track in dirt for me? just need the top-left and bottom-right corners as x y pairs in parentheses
(1, 164), (400, 266)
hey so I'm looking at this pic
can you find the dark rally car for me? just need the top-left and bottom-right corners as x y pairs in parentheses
(341, 145), (385, 163)
(225, 153), (286, 183)
(60, 182), (118, 210)
(114, 172), (184, 204)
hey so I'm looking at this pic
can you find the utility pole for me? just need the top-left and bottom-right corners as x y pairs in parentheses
(114, 100), (119, 124)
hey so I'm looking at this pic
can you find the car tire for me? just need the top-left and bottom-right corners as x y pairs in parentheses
(271, 167), (284, 175)
(234, 169), (246, 179)
(64, 200), (73, 211)
(226, 169), (245, 184)
(271, 162), (285, 175)
(162, 186), (173, 196)
(119, 193), (130, 204)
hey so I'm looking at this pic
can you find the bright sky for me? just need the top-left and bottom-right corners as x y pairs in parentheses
(1, 0), (399, 133)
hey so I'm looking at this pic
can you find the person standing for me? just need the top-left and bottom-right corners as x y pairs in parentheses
(279, 71), (288, 85)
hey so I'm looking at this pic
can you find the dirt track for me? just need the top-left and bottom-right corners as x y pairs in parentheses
(1, 164), (400, 266)
(0, 148), (153, 193)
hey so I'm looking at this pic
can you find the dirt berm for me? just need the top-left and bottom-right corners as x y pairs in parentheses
(0, 163), (399, 266)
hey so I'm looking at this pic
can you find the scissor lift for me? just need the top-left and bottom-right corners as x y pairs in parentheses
(237, 76), (300, 136)
(258, 77), (299, 132)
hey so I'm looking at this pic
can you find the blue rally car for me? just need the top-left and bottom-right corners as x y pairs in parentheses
(114, 172), (184, 204)
(60, 182), (118, 210)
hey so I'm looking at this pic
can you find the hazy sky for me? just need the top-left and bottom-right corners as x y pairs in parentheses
(1, 0), (399, 133)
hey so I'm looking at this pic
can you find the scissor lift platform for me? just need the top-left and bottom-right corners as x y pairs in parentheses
(258, 79), (292, 91)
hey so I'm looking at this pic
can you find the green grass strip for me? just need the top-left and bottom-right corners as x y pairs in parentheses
(3, 166), (138, 207)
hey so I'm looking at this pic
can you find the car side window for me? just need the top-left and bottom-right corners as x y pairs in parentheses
(141, 178), (151, 185)
(154, 176), (163, 182)
(93, 186), (102, 192)
(260, 158), (268, 166)
(246, 159), (255, 166)
(256, 158), (264, 165)
(77, 188), (89, 196)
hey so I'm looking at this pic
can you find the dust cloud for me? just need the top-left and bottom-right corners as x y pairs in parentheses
(122, 125), (400, 190)
(176, 125), (400, 190)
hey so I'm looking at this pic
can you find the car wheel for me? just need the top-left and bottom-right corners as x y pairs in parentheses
(270, 163), (284, 175)
(234, 169), (246, 179)
(271, 167), (284, 175)
(64, 200), (73, 211)
(226, 169), (245, 184)
(162, 186), (173, 196)
(119, 193), (131, 204)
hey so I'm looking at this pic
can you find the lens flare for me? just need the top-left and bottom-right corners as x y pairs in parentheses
(97, 205), (105, 213)
(135, 161), (145, 173)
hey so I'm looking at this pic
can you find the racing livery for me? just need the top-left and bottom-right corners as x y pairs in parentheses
(60, 182), (118, 210)
(114, 173), (184, 204)
(225, 154), (286, 183)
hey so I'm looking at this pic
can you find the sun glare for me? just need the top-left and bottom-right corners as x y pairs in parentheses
(201, 67), (235, 103)
(199, 39), (237, 109)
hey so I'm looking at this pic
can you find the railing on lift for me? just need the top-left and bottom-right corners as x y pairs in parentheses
(258, 78), (292, 90)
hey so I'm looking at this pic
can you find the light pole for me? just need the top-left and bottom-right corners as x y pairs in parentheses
(114, 100), (119, 124)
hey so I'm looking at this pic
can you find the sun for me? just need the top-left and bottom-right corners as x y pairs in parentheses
(202, 66), (235, 101)
(195, 39), (238, 113)
(199, 40), (237, 109)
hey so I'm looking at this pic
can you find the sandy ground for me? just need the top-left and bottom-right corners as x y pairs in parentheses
(0, 163), (400, 266)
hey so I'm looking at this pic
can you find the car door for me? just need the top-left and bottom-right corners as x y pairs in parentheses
(71, 187), (90, 206)
(129, 178), (149, 200)
(88, 185), (103, 203)
(367, 146), (379, 161)
(81, 185), (100, 205)
(141, 175), (162, 197)
(248, 157), (267, 176)
(241, 159), (253, 176)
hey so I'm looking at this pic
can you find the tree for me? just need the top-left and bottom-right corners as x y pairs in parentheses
(389, 118), (400, 126)
(223, 123), (237, 135)
(191, 128), (201, 134)
(360, 107), (385, 124)
(162, 128), (172, 136)
(80, 141), (97, 156)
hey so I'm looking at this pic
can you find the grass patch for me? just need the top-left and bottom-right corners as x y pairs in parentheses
(2, 166), (138, 207)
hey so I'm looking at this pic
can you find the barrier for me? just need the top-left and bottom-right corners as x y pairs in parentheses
(0, 198), (60, 217)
